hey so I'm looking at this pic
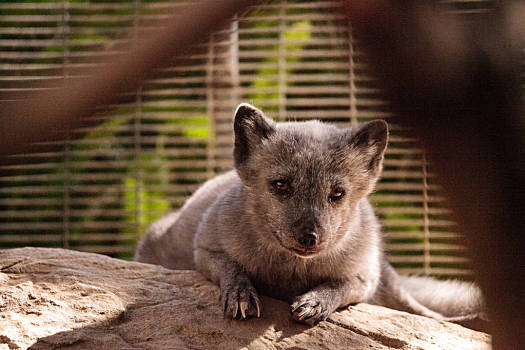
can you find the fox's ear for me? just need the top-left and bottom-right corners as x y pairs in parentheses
(233, 103), (276, 167)
(350, 120), (389, 173)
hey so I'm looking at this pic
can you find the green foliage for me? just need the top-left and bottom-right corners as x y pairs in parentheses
(124, 176), (170, 235)
(247, 20), (312, 110)
(284, 20), (311, 49)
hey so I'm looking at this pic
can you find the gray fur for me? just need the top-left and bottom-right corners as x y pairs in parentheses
(135, 103), (486, 328)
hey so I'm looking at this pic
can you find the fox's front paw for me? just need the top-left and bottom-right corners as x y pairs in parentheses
(291, 291), (334, 325)
(220, 277), (261, 320)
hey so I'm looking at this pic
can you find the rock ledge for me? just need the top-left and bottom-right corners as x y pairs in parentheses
(0, 248), (490, 349)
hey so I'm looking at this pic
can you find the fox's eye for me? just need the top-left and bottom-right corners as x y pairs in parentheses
(329, 189), (345, 202)
(271, 180), (290, 194)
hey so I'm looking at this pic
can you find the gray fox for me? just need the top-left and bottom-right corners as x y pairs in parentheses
(135, 103), (486, 329)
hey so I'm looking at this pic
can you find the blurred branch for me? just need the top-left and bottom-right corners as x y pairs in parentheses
(342, 1), (525, 348)
(0, 0), (259, 166)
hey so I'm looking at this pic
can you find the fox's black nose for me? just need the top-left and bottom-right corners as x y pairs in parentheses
(299, 231), (319, 248)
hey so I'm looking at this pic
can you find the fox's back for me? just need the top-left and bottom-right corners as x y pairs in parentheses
(134, 170), (238, 269)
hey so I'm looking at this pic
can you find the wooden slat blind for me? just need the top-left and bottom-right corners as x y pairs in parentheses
(0, 0), (496, 276)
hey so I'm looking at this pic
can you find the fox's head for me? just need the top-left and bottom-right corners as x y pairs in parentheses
(233, 103), (388, 258)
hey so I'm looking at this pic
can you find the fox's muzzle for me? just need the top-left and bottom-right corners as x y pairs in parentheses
(298, 231), (319, 248)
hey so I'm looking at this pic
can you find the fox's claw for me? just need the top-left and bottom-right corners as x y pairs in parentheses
(220, 277), (261, 320)
(291, 291), (333, 325)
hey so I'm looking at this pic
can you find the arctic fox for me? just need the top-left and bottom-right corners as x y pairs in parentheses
(135, 103), (485, 329)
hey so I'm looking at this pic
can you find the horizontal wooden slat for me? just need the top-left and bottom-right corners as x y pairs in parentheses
(388, 243), (466, 251)
(237, 37), (350, 47)
(0, 223), (65, 230)
(238, 49), (351, 59)
(0, 237), (133, 245)
(68, 234), (137, 242)
(236, 25), (347, 35)
(0, 198), (61, 206)
(378, 171), (431, 179)
(238, 13), (346, 22)
(372, 194), (445, 202)
(394, 268), (472, 276)
(375, 207), (452, 215)
(389, 255), (470, 264)
(0, 3), (133, 10)
(0, 200), (186, 209)
(249, 1), (342, 10)
(0, 182), (202, 195)
(0, 234), (62, 243)
(0, 222), (136, 231)
(0, 208), (172, 219)
(375, 182), (439, 191)
(385, 231), (461, 239)
(382, 219), (457, 227)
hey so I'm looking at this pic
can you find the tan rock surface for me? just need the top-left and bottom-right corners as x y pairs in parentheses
(0, 247), (490, 349)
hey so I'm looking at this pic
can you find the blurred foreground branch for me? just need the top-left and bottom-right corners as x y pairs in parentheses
(342, 1), (525, 349)
(0, 0), (258, 165)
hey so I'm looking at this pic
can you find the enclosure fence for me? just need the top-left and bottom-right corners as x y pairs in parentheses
(0, 0), (497, 275)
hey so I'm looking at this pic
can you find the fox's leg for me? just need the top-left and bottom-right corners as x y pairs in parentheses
(290, 275), (377, 325)
(194, 245), (261, 319)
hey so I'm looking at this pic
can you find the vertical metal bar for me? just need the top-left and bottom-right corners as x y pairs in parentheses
(348, 22), (358, 127)
(230, 15), (240, 106)
(62, 0), (70, 249)
(422, 151), (431, 276)
(63, 140), (71, 249)
(133, 93), (143, 244)
(277, 0), (286, 121)
(225, 15), (240, 173)
(133, 0), (143, 244)
(206, 34), (216, 178)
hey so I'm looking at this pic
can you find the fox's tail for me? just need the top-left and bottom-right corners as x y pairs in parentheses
(373, 262), (488, 331)
(397, 274), (484, 318)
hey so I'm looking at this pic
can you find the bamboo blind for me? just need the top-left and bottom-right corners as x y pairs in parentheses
(0, 0), (496, 276)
